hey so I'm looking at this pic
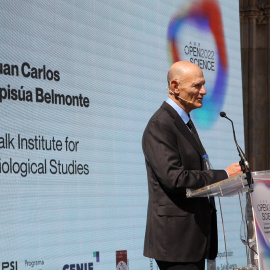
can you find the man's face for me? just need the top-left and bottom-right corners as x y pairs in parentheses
(176, 66), (206, 113)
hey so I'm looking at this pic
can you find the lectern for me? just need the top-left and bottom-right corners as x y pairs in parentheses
(186, 170), (270, 270)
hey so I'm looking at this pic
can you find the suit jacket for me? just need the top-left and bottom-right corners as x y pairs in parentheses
(142, 102), (228, 262)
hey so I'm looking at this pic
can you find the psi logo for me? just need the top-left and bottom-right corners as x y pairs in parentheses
(2, 261), (18, 270)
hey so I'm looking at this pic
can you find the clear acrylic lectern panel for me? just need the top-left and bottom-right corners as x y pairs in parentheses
(186, 170), (270, 270)
(186, 170), (270, 198)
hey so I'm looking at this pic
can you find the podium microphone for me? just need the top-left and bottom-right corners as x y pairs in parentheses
(220, 111), (253, 189)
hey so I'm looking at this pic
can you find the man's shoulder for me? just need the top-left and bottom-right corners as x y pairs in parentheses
(142, 103), (178, 139)
(149, 102), (177, 122)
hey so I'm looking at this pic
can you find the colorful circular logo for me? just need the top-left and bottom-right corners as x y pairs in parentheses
(167, 0), (228, 128)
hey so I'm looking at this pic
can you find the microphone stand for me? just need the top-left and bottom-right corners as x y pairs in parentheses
(220, 112), (257, 269)
(219, 112), (254, 191)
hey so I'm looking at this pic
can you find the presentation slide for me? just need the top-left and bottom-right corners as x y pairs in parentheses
(0, 1), (245, 269)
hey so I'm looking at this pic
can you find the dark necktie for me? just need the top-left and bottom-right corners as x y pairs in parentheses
(186, 119), (206, 155)
(187, 119), (214, 208)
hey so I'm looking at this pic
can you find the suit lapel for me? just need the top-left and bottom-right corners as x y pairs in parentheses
(160, 102), (204, 156)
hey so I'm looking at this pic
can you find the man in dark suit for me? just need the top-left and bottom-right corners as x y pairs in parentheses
(142, 61), (242, 270)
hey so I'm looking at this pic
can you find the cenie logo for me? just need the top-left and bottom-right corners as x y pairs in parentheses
(62, 263), (93, 270)
(1, 261), (18, 270)
(25, 260), (44, 268)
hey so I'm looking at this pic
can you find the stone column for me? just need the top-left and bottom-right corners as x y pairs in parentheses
(240, 0), (270, 171)
(240, 0), (270, 267)
(266, 4), (270, 167)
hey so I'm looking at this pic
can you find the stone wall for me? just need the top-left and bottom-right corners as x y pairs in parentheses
(240, 0), (270, 171)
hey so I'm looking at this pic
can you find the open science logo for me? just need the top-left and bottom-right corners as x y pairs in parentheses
(167, 0), (228, 129)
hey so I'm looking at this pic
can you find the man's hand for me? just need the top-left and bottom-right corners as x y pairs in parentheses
(226, 162), (243, 178)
